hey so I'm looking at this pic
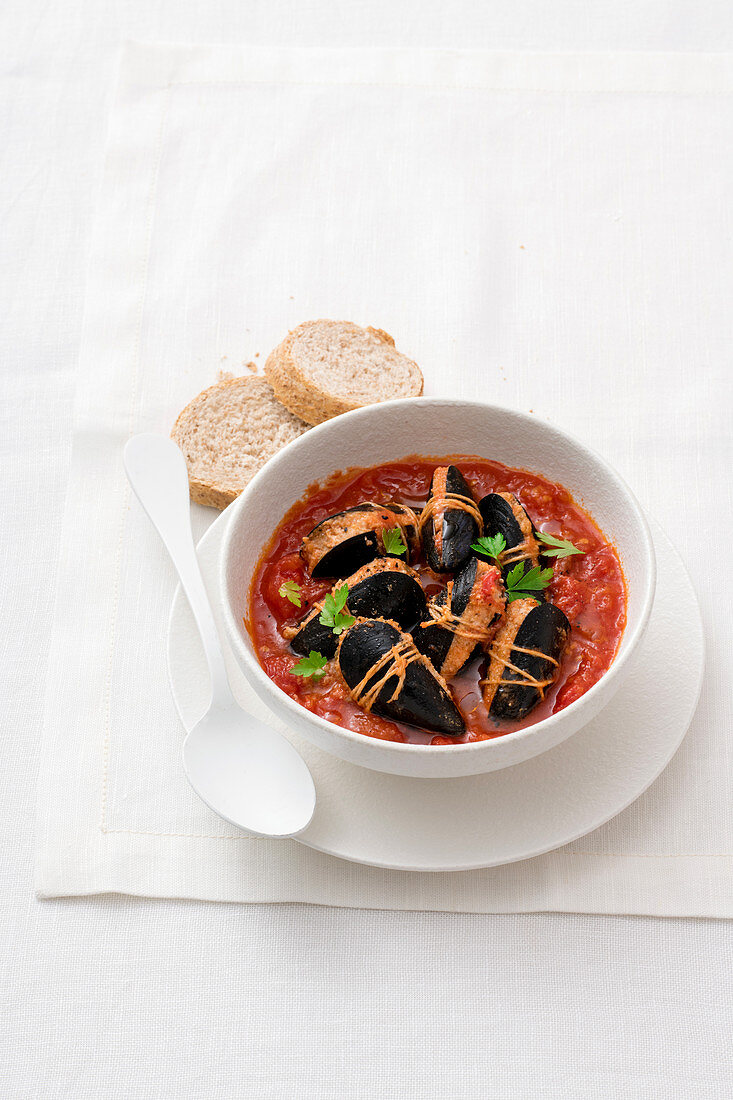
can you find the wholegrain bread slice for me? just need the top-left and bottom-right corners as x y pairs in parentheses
(171, 375), (309, 509)
(264, 320), (423, 425)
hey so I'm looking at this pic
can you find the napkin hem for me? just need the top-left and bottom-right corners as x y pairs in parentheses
(36, 831), (733, 917)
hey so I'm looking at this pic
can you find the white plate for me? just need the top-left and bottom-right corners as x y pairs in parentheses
(167, 514), (702, 872)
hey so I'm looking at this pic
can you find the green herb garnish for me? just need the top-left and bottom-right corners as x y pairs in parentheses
(536, 531), (584, 559)
(318, 584), (356, 636)
(505, 561), (554, 602)
(470, 532), (507, 563)
(278, 580), (303, 608)
(290, 650), (328, 680)
(382, 525), (407, 556)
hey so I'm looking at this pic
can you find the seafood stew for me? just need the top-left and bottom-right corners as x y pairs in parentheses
(247, 457), (627, 746)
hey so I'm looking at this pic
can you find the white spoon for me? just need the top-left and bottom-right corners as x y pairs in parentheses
(123, 434), (316, 838)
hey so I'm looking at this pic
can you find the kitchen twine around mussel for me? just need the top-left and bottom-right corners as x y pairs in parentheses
(420, 589), (499, 644)
(417, 491), (483, 537)
(348, 637), (429, 712)
(480, 637), (559, 704)
(497, 536), (540, 568)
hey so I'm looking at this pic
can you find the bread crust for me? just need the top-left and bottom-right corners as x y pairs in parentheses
(186, 478), (239, 510)
(264, 320), (423, 425)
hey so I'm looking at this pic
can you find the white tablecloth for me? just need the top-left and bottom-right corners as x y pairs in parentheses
(3, 2), (733, 1097)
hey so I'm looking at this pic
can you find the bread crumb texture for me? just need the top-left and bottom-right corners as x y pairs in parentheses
(264, 319), (423, 425)
(171, 375), (309, 509)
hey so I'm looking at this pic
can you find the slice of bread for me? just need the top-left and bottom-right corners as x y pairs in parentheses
(171, 375), (309, 509)
(264, 320), (423, 425)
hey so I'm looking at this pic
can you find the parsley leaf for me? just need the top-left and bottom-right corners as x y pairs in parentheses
(536, 531), (584, 559)
(382, 525), (407, 556)
(278, 580), (302, 608)
(319, 583), (356, 636)
(471, 532), (507, 563)
(291, 650), (328, 680)
(505, 562), (555, 602)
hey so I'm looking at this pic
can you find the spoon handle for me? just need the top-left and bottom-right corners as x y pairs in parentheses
(123, 434), (234, 708)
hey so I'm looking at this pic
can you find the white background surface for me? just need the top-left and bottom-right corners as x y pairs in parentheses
(2, 2), (733, 1097)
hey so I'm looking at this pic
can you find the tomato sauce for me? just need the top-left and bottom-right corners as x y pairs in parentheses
(247, 456), (627, 746)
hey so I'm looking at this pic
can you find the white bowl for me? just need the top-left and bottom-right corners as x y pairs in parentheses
(220, 399), (655, 778)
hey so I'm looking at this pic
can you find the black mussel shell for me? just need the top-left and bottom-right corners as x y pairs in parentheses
(413, 588), (452, 675)
(478, 493), (525, 549)
(484, 601), (570, 721)
(421, 465), (480, 574)
(337, 619), (465, 736)
(451, 554), (483, 612)
(289, 607), (340, 659)
(311, 530), (380, 580)
(414, 558), (505, 680)
(478, 492), (542, 579)
(289, 561), (428, 659)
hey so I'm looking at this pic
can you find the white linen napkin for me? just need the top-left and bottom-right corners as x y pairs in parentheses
(36, 43), (732, 914)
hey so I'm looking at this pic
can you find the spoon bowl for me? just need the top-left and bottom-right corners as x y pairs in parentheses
(182, 703), (316, 838)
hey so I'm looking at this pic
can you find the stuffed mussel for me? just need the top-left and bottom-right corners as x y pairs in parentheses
(301, 502), (419, 578)
(419, 466), (482, 573)
(286, 559), (428, 659)
(337, 618), (465, 735)
(413, 558), (505, 681)
(481, 598), (570, 721)
(477, 492), (542, 577)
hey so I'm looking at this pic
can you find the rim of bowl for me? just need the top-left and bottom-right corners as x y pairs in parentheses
(219, 398), (656, 756)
